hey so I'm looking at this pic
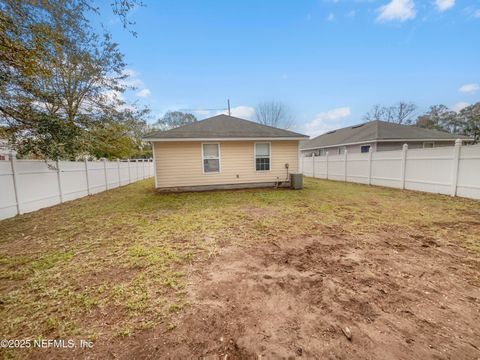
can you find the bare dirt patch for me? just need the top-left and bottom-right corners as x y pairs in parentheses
(79, 227), (480, 359)
(3, 178), (480, 359)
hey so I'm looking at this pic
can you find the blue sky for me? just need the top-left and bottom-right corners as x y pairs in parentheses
(100, 0), (480, 136)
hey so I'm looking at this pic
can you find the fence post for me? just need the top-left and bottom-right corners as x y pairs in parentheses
(451, 139), (462, 197)
(84, 158), (90, 195)
(326, 151), (329, 180)
(368, 147), (373, 186)
(117, 159), (121, 187)
(9, 153), (21, 215)
(127, 159), (131, 183)
(103, 158), (108, 190)
(344, 150), (348, 182)
(400, 143), (408, 190)
(312, 153), (316, 178)
(136, 159), (139, 180)
(56, 160), (64, 203)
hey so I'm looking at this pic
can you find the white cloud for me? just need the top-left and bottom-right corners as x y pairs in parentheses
(217, 106), (255, 119)
(346, 10), (357, 18)
(101, 89), (135, 112)
(435, 0), (454, 12)
(135, 88), (151, 97)
(122, 68), (145, 88)
(327, 13), (335, 21)
(377, 0), (416, 22)
(301, 107), (352, 137)
(191, 105), (255, 120)
(459, 83), (479, 94)
(475, 9), (480, 17)
(452, 102), (469, 112)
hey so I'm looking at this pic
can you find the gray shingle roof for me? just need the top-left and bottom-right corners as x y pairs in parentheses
(145, 114), (308, 140)
(301, 120), (471, 150)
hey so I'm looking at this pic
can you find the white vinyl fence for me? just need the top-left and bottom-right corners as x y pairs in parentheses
(0, 157), (154, 220)
(302, 140), (480, 200)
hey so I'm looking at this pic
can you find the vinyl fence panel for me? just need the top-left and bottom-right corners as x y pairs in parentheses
(456, 145), (480, 200)
(346, 152), (370, 185)
(16, 160), (60, 214)
(371, 150), (403, 189)
(0, 158), (154, 221)
(58, 161), (89, 202)
(0, 160), (17, 220)
(301, 141), (480, 201)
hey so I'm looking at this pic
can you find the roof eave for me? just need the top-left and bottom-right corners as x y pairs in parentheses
(300, 137), (474, 151)
(144, 136), (309, 142)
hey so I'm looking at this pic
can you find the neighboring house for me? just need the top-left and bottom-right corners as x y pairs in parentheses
(301, 120), (473, 156)
(144, 114), (308, 191)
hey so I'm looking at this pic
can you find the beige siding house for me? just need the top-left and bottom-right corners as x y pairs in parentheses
(145, 115), (308, 191)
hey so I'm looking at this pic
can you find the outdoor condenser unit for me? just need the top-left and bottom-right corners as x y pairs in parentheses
(290, 173), (303, 190)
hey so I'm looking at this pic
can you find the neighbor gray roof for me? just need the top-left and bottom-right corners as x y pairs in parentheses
(145, 114), (308, 140)
(301, 120), (471, 150)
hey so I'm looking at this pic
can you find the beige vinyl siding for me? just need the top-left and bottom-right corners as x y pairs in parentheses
(153, 140), (299, 188)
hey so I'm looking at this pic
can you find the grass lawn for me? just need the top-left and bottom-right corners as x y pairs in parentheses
(0, 178), (479, 358)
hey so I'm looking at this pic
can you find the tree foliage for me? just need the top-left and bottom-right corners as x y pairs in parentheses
(87, 107), (151, 159)
(154, 111), (197, 131)
(416, 102), (480, 143)
(0, 0), (148, 160)
(459, 103), (480, 143)
(255, 101), (294, 129)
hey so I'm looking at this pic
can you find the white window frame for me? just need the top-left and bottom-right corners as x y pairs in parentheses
(338, 146), (346, 155)
(254, 142), (271, 172)
(423, 142), (435, 149)
(201, 143), (221, 174)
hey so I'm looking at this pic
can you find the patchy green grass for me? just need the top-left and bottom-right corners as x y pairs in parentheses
(0, 178), (479, 348)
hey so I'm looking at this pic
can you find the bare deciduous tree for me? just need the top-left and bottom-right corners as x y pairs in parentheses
(364, 104), (386, 122)
(364, 102), (417, 124)
(395, 102), (417, 124)
(254, 101), (294, 129)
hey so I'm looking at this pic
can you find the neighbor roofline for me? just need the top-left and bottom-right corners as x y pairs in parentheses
(145, 136), (308, 142)
(300, 138), (474, 151)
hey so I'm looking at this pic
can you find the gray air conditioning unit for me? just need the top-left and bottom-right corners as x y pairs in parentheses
(290, 173), (303, 190)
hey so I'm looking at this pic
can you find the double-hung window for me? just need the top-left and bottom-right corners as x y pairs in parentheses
(255, 142), (270, 171)
(202, 143), (220, 173)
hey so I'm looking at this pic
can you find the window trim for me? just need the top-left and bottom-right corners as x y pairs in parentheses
(201, 142), (221, 174)
(338, 146), (346, 155)
(423, 142), (435, 149)
(254, 142), (271, 172)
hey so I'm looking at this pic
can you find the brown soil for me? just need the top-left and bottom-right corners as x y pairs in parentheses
(42, 226), (480, 359)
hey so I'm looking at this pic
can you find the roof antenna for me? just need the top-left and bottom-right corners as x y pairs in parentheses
(227, 99), (231, 116)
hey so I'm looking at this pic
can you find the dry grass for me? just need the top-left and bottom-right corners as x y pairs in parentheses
(0, 178), (479, 357)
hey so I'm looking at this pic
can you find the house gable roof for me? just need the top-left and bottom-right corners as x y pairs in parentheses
(300, 120), (471, 150)
(145, 114), (308, 140)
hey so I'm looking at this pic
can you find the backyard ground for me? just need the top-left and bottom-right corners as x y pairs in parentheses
(0, 178), (479, 359)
